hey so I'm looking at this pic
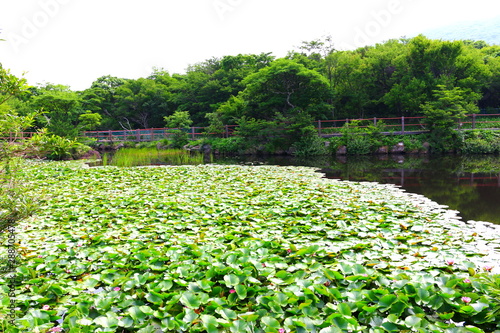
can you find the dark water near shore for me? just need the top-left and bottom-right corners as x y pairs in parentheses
(214, 154), (500, 225)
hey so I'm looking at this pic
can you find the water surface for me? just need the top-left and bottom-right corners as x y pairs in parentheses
(214, 154), (500, 225)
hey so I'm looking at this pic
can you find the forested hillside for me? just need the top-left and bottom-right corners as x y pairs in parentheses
(422, 16), (500, 45)
(2, 35), (500, 137)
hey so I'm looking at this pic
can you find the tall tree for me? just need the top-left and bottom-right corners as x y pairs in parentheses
(30, 84), (87, 137)
(384, 36), (490, 115)
(222, 58), (332, 121)
(0, 63), (28, 106)
(170, 53), (274, 126)
(81, 75), (126, 130)
(478, 45), (500, 110)
(114, 78), (171, 129)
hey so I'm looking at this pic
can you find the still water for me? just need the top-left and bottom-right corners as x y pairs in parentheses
(214, 154), (500, 225)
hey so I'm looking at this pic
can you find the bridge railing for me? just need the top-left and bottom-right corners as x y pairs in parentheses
(316, 116), (427, 136)
(0, 132), (36, 142)
(3, 114), (500, 142)
(317, 114), (500, 136)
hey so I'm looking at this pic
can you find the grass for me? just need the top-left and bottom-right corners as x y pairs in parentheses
(103, 148), (208, 167)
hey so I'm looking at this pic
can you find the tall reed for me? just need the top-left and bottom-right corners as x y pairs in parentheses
(108, 148), (206, 167)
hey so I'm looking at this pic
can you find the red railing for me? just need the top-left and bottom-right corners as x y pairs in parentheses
(3, 114), (500, 142)
(0, 132), (36, 141)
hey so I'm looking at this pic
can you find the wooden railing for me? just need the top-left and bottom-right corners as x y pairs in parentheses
(2, 114), (500, 142)
(317, 114), (500, 137)
(0, 132), (36, 142)
(82, 125), (238, 142)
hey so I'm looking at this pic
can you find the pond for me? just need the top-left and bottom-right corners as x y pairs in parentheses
(214, 154), (500, 225)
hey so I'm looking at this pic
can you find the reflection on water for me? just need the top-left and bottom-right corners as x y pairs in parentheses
(214, 154), (500, 225)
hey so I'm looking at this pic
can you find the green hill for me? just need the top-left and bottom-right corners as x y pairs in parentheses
(420, 16), (500, 45)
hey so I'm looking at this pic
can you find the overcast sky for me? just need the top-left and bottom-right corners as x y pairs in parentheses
(1, 0), (499, 91)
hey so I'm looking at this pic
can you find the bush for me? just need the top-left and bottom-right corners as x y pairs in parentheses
(461, 130), (500, 154)
(208, 137), (247, 154)
(421, 85), (480, 153)
(346, 135), (373, 155)
(337, 120), (384, 155)
(26, 130), (91, 160)
(400, 135), (425, 152)
(232, 113), (323, 154)
(327, 136), (343, 154)
(169, 130), (190, 149)
(292, 135), (328, 157)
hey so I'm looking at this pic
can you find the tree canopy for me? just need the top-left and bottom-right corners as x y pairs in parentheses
(1, 36), (499, 137)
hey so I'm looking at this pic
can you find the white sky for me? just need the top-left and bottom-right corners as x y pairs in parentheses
(1, 0), (499, 91)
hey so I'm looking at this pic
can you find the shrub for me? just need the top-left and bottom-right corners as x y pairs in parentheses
(461, 130), (500, 154)
(168, 130), (189, 149)
(26, 129), (91, 160)
(327, 136), (343, 154)
(346, 135), (373, 155)
(338, 120), (381, 155)
(204, 112), (225, 137)
(292, 135), (328, 157)
(208, 137), (247, 154)
(421, 85), (480, 153)
(400, 135), (425, 152)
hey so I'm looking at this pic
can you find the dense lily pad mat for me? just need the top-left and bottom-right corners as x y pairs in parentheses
(1, 161), (500, 332)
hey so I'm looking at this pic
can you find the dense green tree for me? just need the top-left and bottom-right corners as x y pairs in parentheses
(0, 64), (27, 106)
(114, 78), (171, 129)
(327, 50), (371, 118)
(169, 53), (274, 126)
(29, 84), (88, 137)
(169, 69), (224, 126)
(384, 36), (490, 115)
(479, 46), (500, 110)
(422, 85), (480, 152)
(164, 110), (192, 128)
(296, 35), (336, 84)
(81, 75), (126, 130)
(3, 36), (499, 137)
(164, 110), (193, 148)
(231, 58), (332, 121)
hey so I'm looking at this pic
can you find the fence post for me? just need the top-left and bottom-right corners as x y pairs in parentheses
(472, 114), (476, 129)
(225, 125), (229, 138)
(401, 116), (405, 134)
(373, 117), (377, 126)
(192, 127), (195, 140)
(318, 120), (322, 136)
(136, 129), (140, 142)
(151, 129), (154, 141)
(109, 130), (112, 141)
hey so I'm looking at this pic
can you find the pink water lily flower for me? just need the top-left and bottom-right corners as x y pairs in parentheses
(49, 327), (63, 332)
(229, 289), (236, 294)
(279, 329), (286, 333)
(445, 260), (455, 266)
(461, 296), (472, 303)
(42, 305), (50, 310)
(483, 265), (494, 272)
(463, 278), (471, 283)
(113, 287), (121, 291)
